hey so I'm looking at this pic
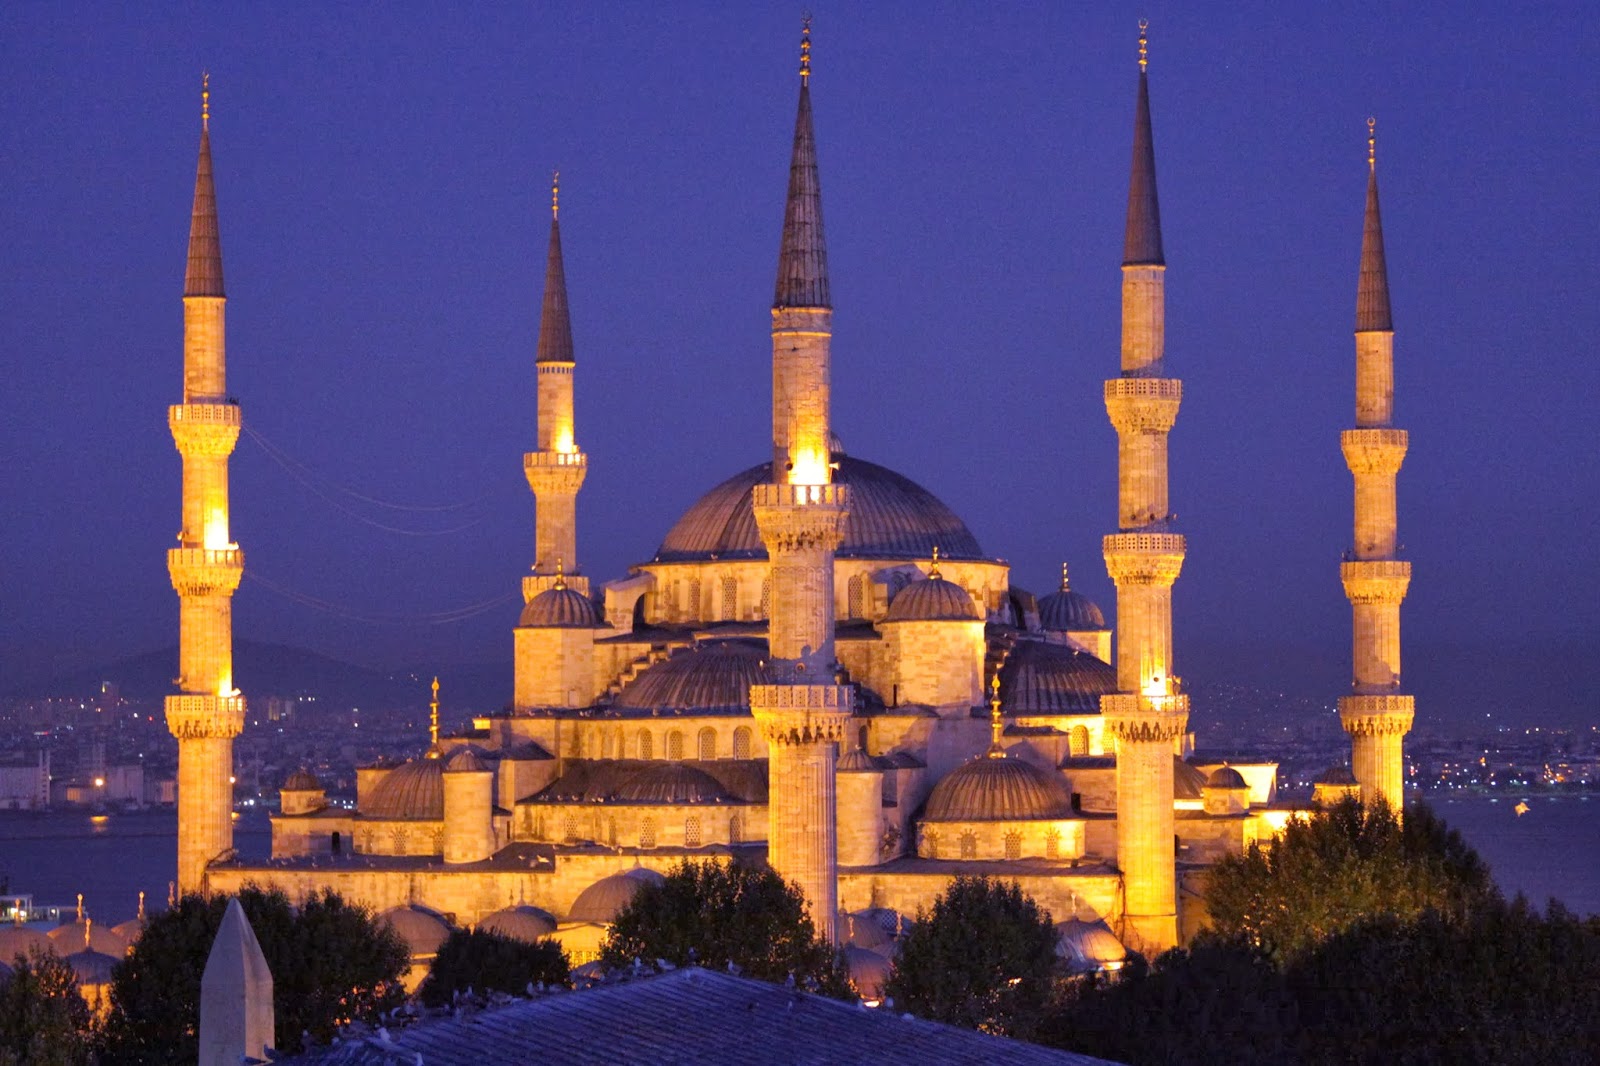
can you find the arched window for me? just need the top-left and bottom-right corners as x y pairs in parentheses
(848, 574), (867, 619)
(563, 813), (579, 843)
(721, 576), (738, 619)
(687, 579), (701, 620)
(640, 817), (657, 849)
(729, 813), (742, 845)
(685, 816), (702, 848)
(1004, 831), (1022, 861)
(638, 729), (653, 760)
(1045, 827), (1061, 860)
(959, 831), (978, 860)
(921, 828), (940, 860)
(1069, 725), (1090, 757)
(666, 730), (685, 760)
(732, 726), (753, 760)
(599, 729), (612, 759)
(697, 727), (717, 761)
(759, 577), (771, 617)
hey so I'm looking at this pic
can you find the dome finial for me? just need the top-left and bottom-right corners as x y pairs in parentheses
(551, 169), (560, 219)
(1367, 116), (1376, 172)
(84, 918), (92, 951)
(988, 673), (1006, 756)
(929, 544), (942, 579)
(800, 13), (813, 85)
(137, 891), (145, 922)
(201, 71), (210, 131)
(76, 893), (83, 921)
(429, 676), (440, 745)
(1138, 18), (1149, 73)
(554, 554), (567, 590)
(1061, 562), (1071, 592)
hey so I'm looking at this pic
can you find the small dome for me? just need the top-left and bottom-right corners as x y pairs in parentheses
(48, 920), (126, 957)
(614, 764), (729, 804)
(884, 575), (979, 623)
(519, 585), (600, 628)
(283, 769), (322, 791)
(363, 759), (444, 820)
(995, 638), (1117, 714)
(1056, 918), (1127, 973)
(836, 748), (879, 773)
(1314, 765), (1358, 787)
(379, 905), (451, 958)
(1207, 766), (1248, 790)
(844, 945), (890, 999)
(1037, 588), (1107, 631)
(65, 949), (119, 986)
(443, 748), (491, 774)
(843, 912), (893, 951)
(614, 639), (770, 714)
(567, 869), (665, 924)
(924, 756), (1073, 822)
(1174, 759), (1208, 801)
(477, 906), (557, 943)
(0, 926), (52, 960)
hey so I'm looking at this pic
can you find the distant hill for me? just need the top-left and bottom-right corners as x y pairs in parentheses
(7, 640), (511, 713)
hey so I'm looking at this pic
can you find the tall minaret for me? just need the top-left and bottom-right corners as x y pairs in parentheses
(166, 75), (246, 895)
(1338, 120), (1413, 809)
(749, 19), (852, 945)
(523, 172), (589, 599)
(1099, 23), (1188, 955)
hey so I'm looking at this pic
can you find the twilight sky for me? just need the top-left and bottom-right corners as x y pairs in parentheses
(3, 3), (1597, 725)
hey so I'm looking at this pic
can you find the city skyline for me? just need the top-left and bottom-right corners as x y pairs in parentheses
(4, 4), (1596, 728)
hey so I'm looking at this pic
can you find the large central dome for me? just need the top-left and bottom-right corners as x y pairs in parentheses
(656, 455), (985, 563)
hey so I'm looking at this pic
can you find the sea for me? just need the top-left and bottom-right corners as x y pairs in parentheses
(0, 796), (1595, 927)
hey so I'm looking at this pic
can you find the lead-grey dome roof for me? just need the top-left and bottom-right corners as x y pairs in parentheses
(363, 758), (444, 820)
(613, 639), (771, 714)
(884, 575), (980, 623)
(923, 756), (1074, 822)
(1037, 588), (1107, 631)
(995, 639), (1117, 714)
(519, 585), (601, 628)
(614, 764), (731, 804)
(656, 455), (985, 563)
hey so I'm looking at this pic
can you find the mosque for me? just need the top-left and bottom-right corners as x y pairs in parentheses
(159, 23), (1411, 982)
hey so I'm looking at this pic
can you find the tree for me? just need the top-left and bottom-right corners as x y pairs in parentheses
(600, 860), (849, 997)
(881, 876), (1059, 1039)
(419, 929), (569, 1007)
(101, 885), (408, 1063)
(1204, 796), (1496, 963)
(0, 949), (96, 1066)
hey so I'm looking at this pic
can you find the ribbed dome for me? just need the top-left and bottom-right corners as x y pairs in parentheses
(836, 748), (879, 773)
(363, 759), (444, 820)
(843, 911), (894, 950)
(0, 926), (52, 960)
(443, 748), (491, 774)
(924, 756), (1073, 822)
(283, 769), (322, 791)
(379, 905), (451, 957)
(614, 639), (770, 714)
(1174, 759), (1208, 801)
(1056, 918), (1127, 973)
(656, 455), (985, 563)
(615, 764), (730, 804)
(477, 906), (557, 943)
(65, 949), (119, 986)
(844, 945), (890, 999)
(110, 920), (145, 948)
(48, 919), (126, 957)
(996, 639), (1117, 714)
(1207, 766), (1248, 790)
(519, 585), (600, 628)
(567, 869), (665, 924)
(1314, 765), (1358, 787)
(1037, 588), (1106, 631)
(884, 575), (979, 622)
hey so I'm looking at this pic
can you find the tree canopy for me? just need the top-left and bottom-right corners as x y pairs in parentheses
(600, 860), (849, 997)
(419, 929), (569, 1007)
(881, 876), (1059, 1039)
(101, 886), (408, 1063)
(1204, 796), (1496, 963)
(0, 949), (96, 1066)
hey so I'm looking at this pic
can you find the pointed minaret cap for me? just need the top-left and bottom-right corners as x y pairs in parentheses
(199, 897), (274, 1066)
(1123, 21), (1164, 267)
(1356, 118), (1393, 332)
(773, 17), (830, 310)
(536, 170), (575, 364)
(185, 73), (225, 298)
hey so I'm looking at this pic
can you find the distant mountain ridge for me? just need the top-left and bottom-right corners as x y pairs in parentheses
(7, 640), (511, 713)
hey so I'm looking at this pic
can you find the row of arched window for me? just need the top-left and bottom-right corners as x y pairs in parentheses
(553, 811), (741, 849)
(594, 725), (755, 761)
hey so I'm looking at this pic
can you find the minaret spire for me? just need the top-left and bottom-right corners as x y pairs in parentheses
(773, 17), (829, 312)
(536, 171), (575, 366)
(1356, 119), (1393, 333)
(1123, 21), (1164, 269)
(186, 74), (225, 299)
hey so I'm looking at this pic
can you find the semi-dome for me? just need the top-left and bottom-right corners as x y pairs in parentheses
(996, 638), (1117, 714)
(363, 758), (444, 820)
(567, 868), (665, 924)
(1174, 759), (1208, 801)
(379, 905), (451, 957)
(477, 905), (557, 943)
(656, 455), (985, 563)
(613, 639), (770, 714)
(884, 574), (979, 622)
(924, 756), (1074, 822)
(520, 584), (601, 628)
(283, 769), (322, 791)
(1207, 766), (1248, 790)
(443, 748), (491, 774)
(1037, 588), (1106, 631)
(614, 764), (730, 804)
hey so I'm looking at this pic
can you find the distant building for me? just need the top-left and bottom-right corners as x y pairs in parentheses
(0, 751), (49, 810)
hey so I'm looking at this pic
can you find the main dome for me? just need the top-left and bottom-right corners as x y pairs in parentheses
(656, 455), (985, 563)
(923, 756), (1074, 822)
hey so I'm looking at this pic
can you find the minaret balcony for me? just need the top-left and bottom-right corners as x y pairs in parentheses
(169, 403), (241, 457)
(1104, 378), (1182, 435)
(168, 546), (244, 597)
(750, 682), (853, 745)
(752, 483), (849, 554)
(164, 692), (246, 740)
(1338, 694), (1415, 736)
(1340, 559), (1410, 604)
(1341, 428), (1408, 475)
(1103, 533), (1186, 586)
(523, 450), (588, 494)
(1101, 691), (1189, 741)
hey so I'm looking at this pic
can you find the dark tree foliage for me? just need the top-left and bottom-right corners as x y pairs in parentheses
(600, 860), (850, 998)
(0, 949), (96, 1066)
(1038, 936), (1297, 1066)
(101, 885), (408, 1063)
(881, 876), (1059, 1040)
(1204, 796), (1496, 963)
(419, 929), (569, 1007)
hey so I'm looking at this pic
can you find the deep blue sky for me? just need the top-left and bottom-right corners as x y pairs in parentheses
(4, 3), (1597, 725)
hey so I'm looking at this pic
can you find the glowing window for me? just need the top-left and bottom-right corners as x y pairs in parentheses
(698, 727), (717, 761)
(732, 726), (752, 760)
(685, 816), (701, 847)
(666, 730), (685, 761)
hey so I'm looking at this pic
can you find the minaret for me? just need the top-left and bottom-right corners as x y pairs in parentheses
(166, 75), (246, 895)
(1099, 24), (1188, 955)
(1338, 120), (1413, 810)
(523, 172), (589, 599)
(749, 19), (852, 945)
